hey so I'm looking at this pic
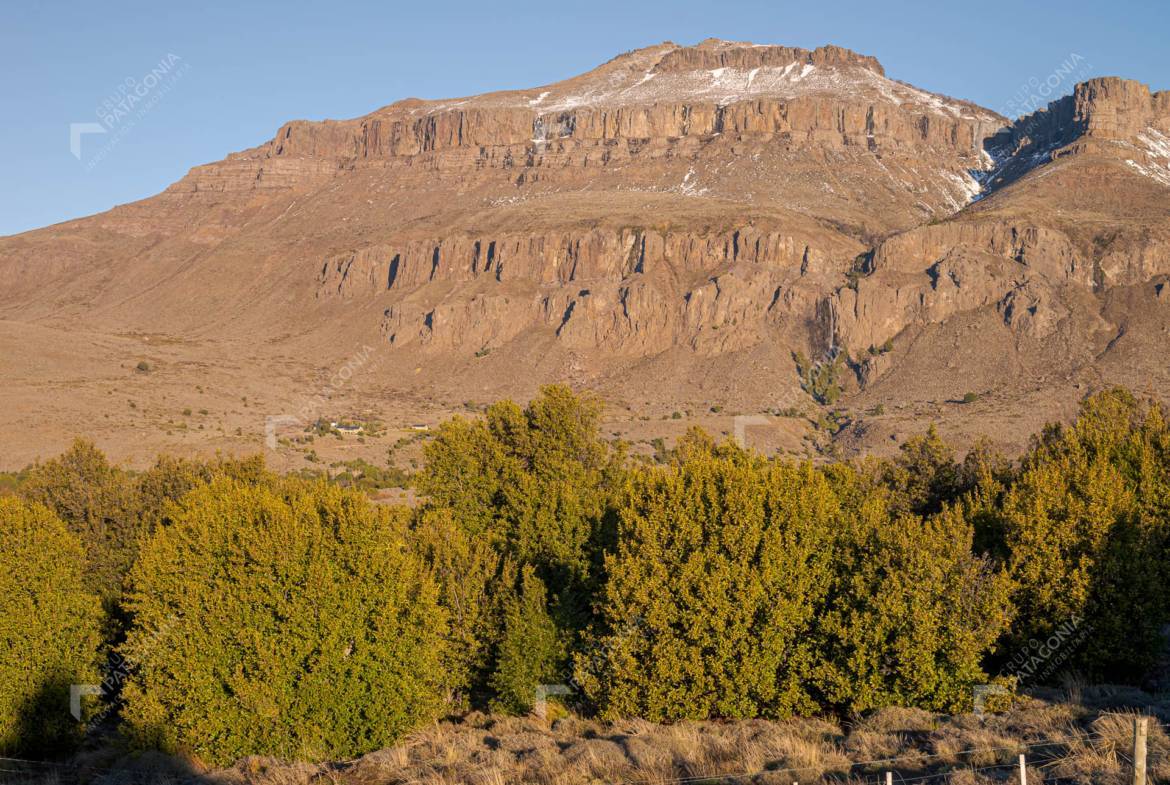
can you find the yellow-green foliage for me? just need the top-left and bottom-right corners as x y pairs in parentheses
(417, 385), (622, 709)
(411, 507), (503, 707)
(794, 350), (845, 406)
(135, 453), (271, 532)
(0, 497), (102, 755)
(13, 385), (1170, 763)
(873, 425), (961, 517)
(22, 439), (140, 603)
(996, 389), (1170, 679)
(21, 444), (271, 611)
(490, 565), (564, 714)
(580, 442), (1012, 720)
(419, 385), (620, 588)
(815, 488), (1012, 713)
(579, 442), (837, 720)
(120, 480), (447, 765)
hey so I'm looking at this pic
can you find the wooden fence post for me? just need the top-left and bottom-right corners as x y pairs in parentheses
(1134, 716), (1148, 785)
(1019, 753), (1027, 785)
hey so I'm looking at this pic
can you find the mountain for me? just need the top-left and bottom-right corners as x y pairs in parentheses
(2, 39), (1168, 468)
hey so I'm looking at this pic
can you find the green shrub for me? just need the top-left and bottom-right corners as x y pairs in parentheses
(416, 385), (623, 706)
(21, 439), (140, 605)
(996, 389), (1170, 680)
(579, 446), (835, 720)
(135, 453), (271, 534)
(0, 498), (103, 755)
(412, 507), (503, 708)
(814, 486), (1012, 713)
(120, 480), (448, 765)
(793, 351), (845, 405)
(418, 384), (621, 595)
(489, 565), (564, 714)
(874, 425), (962, 517)
(327, 458), (410, 492)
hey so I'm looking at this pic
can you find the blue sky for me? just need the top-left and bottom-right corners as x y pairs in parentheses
(2, 0), (1167, 236)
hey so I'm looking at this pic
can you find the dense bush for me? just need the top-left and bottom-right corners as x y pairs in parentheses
(417, 385), (622, 707)
(814, 496), (1012, 713)
(992, 389), (1170, 681)
(578, 442), (836, 720)
(411, 507), (503, 707)
(579, 438), (1012, 719)
(9, 384), (1170, 765)
(21, 443), (272, 623)
(794, 350), (845, 405)
(119, 479), (448, 765)
(0, 497), (103, 755)
(490, 565), (565, 714)
(22, 439), (140, 604)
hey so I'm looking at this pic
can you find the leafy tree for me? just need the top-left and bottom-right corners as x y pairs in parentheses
(135, 453), (271, 532)
(0, 498), (103, 755)
(416, 385), (624, 706)
(579, 446), (835, 720)
(416, 414), (512, 539)
(489, 565), (564, 714)
(873, 425), (961, 517)
(21, 439), (140, 604)
(120, 480), (448, 765)
(997, 389), (1170, 680)
(958, 438), (1017, 558)
(412, 507), (503, 708)
(814, 487), (1012, 713)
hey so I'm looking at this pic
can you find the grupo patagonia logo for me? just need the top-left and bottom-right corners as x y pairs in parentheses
(70, 54), (190, 166)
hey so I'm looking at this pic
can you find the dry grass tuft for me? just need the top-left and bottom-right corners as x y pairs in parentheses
(12, 693), (1170, 785)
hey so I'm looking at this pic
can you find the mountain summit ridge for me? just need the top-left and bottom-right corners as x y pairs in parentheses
(1, 40), (1169, 468)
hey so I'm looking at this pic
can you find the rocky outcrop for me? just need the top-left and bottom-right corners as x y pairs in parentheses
(991, 77), (1169, 151)
(1074, 78), (1170, 140)
(827, 211), (1170, 367)
(652, 41), (885, 76)
(325, 225), (855, 355)
(983, 78), (1170, 189)
(317, 227), (829, 300)
(167, 155), (338, 193)
(827, 218), (1100, 354)
(311, 71), (1170, 373)
(172, 98), (992, 195)
(251, 95), (989, 160)
(170, 40), (1001, 195)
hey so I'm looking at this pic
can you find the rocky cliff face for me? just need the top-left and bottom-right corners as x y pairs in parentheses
(984, 77), (1170, 188)
(270, 40), (1015, 364)
(172, 40), (999, 199)
(315, 225), (857, 355)
(822, 75), (1170, 387)
(3, 39), (1170, 464)
(158, 44), (1170, 386)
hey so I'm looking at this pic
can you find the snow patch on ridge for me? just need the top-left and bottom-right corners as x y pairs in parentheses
(498, 58), (993, 121)
(1118, 131), (1170, 189)
(1125, 129), (1170, 187)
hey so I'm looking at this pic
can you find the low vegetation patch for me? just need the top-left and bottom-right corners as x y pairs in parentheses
(3, 387), (1170, 771)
